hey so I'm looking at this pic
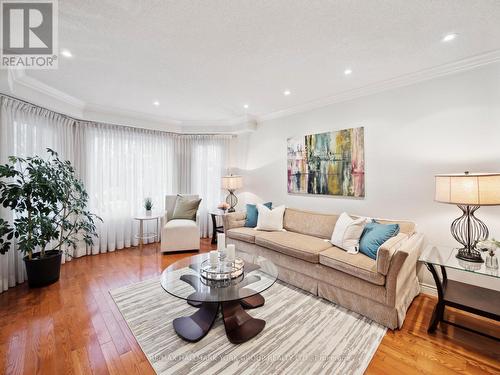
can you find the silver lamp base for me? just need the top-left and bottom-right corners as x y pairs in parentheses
(225, 190), (238, 212)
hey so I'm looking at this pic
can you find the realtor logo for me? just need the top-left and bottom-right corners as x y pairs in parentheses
(1, 0), (58, 69)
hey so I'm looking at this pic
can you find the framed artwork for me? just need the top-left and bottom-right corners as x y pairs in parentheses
(287, 126), (365, 197)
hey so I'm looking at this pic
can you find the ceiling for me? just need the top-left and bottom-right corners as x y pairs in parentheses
(23, 0), (500, 128)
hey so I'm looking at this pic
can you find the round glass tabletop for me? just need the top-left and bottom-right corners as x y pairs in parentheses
(160, 252), (278, 303)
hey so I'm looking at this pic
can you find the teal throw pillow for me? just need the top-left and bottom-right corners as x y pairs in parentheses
(359, 220), (400, 260)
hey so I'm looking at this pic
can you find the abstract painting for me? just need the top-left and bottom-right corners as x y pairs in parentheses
(287, 127), (365, 197)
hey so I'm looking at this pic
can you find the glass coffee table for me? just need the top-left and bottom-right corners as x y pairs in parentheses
(160, 252), (278, 344)
(420, 245), (499, 340)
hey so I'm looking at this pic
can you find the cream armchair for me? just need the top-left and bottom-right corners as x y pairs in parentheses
(160, 195), (201, 253)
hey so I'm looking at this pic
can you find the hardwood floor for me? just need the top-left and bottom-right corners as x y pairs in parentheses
(1, 239), (499, 375)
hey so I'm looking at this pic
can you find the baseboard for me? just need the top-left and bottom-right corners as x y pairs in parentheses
(419, 282), (437, 296)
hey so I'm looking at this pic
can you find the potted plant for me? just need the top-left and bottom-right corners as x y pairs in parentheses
(144, 197), (153, 215)
(0, 149), (101, 288)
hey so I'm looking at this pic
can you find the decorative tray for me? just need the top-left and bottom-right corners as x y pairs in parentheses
(200, 257), (244, 282)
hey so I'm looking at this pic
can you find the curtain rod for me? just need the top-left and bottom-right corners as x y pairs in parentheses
(0, 92), (236, 138)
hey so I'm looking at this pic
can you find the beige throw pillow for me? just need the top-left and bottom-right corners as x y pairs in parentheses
(255, 204), (285, 231)
(171, 195), (202, 221)
(330, 212), (367, 253)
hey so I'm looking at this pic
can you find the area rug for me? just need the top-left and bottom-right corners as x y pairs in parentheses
(110, 278), (386, 375)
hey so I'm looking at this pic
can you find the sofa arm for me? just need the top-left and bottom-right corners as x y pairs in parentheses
(377, 233), (409, 275)
(222, 211), (246, 232)
(385, 233), (425, 306)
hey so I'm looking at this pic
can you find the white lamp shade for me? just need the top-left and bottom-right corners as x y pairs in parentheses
(435, 173), (500, 206)
(222, 175), (243, 190)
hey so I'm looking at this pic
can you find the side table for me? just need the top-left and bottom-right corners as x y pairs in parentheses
(209, 210), (226, 244)
(419, 245), (499, 341)
(134, 212), (162, 247)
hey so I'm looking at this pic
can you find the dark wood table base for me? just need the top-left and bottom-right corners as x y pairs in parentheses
(173, 295), (266, 343)
(172, 302), (219, 342)
(222, 300), (266, 344)
(425, 263), (500, 341)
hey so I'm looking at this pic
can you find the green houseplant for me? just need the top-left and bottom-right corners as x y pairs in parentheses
(0, 149), (101, 287)
(144, 197), (153, 215)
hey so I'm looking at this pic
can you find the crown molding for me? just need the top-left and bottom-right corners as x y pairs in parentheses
(256, 49), (500, 123)
(83, 102), (183, 133)
(8, 69), (85, 111)
(180, 119), (257, 134)
(83, 104), (258, 134)
(180, 114), (258, 129)
(5, 49), (500, 131)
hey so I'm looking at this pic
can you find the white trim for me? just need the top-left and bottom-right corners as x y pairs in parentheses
(84, 102), (181, 127)
(4, 49), (500, 130)
(419, 281), (437, 297)
(256, 50), (500, 123)
(9, 69), (85, 110)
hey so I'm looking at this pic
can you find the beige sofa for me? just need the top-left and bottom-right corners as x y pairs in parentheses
(223, 208), (424, 329)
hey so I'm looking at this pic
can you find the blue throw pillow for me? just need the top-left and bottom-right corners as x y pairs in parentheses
(359, 220), (400, 260)
(245, 202), (272, 228)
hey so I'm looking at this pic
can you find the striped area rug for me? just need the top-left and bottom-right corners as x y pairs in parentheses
(110, 278), (386, 375)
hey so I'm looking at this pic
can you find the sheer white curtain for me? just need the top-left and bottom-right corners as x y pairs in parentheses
(0, 95), (233, 292)
(0, 97), (75, 292)
(188, 135), (231, 237)
(173, 135), (231, 236)
(81, 129), (232, 249)
(78, 122), (177, 253)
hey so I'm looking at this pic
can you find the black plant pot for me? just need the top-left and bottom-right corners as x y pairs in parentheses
(23, 250), (62, 288)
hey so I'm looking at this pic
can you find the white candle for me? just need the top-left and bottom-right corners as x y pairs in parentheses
(217, 233), (226, 251)
(226, 244), (236, 261)
(209, 250), (218, 266)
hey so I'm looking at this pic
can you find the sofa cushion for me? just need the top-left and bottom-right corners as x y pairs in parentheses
(255, 231), (332, 263)
(319, 247), (385, 286)
(283, 208), (339, 239)
(226, 227), (258, 243)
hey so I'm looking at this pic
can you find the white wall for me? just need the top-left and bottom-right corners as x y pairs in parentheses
(238, 62), (500, 291)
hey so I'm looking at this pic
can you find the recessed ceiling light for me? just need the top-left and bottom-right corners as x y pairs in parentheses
(61, 49), (73, 58)
(243, 104), (249, 109)
(442, 33), (458, 42)
(283, 90), (291, 96)
(153, 100), (160, 106)
(344, 68), (352, 75)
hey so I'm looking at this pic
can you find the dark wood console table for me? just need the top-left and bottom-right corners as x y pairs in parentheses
(420, 245), (499, 341)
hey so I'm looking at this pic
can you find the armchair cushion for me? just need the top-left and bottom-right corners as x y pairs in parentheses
(171, 195), (201, 221)
(161, 219), (199, 252)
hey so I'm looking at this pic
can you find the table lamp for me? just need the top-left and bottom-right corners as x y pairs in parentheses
(221, 175), (243, 213)
(435, 172), (500, 263)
